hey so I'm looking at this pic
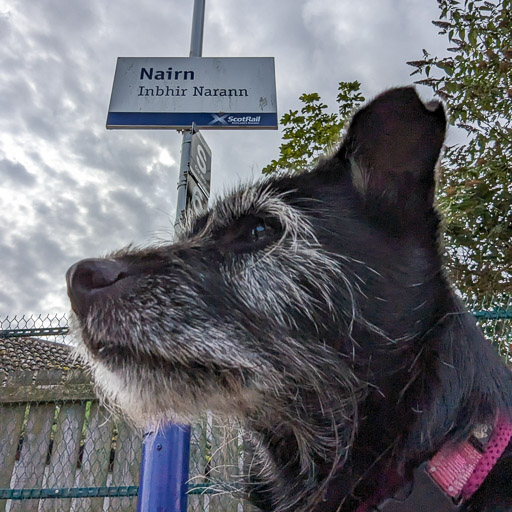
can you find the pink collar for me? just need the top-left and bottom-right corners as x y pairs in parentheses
(427, 415), (512, 501)
(356, 415), (512, 512)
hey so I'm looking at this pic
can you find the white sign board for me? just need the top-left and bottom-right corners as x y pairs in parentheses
(107, 57), (277, 129)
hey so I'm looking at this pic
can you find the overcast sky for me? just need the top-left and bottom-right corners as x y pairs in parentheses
(0, 0), (450, 317)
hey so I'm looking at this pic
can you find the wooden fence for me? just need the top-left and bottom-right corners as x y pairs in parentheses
(0, 369), (254, 512)
(0, 369), (141, 512)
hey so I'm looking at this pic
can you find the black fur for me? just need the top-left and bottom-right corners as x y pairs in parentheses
(67, 88), (512, 511)
(243, 88), (512, 511)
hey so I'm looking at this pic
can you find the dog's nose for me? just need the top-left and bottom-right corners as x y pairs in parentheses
(66, 258), (130, 318)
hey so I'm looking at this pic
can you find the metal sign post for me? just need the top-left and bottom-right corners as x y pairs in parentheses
(137, 4), (204, 511)
(105, 1), (277, 509)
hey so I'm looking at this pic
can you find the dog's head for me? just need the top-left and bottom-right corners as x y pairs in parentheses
(67, 87), (446, 434)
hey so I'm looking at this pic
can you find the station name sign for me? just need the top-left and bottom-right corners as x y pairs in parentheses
(107, 57), (277, 130)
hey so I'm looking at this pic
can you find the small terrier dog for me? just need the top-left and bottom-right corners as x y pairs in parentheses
(67, 88), (512, 512)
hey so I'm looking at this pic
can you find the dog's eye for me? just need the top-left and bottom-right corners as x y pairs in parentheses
(250, 221), (276, 243)
(225, 216), (282, 254)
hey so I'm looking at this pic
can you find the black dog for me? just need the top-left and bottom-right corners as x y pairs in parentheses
(67, 88), (512, 511)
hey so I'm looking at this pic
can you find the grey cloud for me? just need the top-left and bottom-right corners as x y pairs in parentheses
(28, 232), (68, 268)
(0, 11), (11, 42)
(29, 1), (99, 37)
(77, 185), (115, 230)
(0, 0), (451, 316)
(70, 129), (156, 183)
(72, 184), (150, 254)
(25, 113), (59, 141)
(0, 237), (57, 314)
(108, 188), (155, 236)
(0, 288), (12, 314)
(27, 152), (80, 189)
(33, 197), (82, 233)
(0, 79), (37, 131)
(0, 158), (37, 186)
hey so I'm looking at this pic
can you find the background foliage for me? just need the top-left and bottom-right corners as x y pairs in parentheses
(408, 0), (511, 300)
(265, 0), (511, 302)
(262, 81), (365, 175)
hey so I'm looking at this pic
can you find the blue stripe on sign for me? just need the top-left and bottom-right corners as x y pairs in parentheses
(107, 112), (278, 129)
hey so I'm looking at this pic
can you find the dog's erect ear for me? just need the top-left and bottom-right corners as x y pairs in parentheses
(337, 87), (446, 215)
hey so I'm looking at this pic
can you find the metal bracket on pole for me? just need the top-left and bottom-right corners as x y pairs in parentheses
(175, 129), (193, 228)
(175, 123), (197, 227)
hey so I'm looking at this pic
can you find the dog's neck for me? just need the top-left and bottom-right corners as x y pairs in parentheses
(245, 297), (512, 512)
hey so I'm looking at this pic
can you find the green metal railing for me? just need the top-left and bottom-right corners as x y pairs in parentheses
(0, 483), (222, 500)
(0, 307), (510, 510)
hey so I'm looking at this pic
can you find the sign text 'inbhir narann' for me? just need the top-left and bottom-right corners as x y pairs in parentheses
(138, 67), (249, 98)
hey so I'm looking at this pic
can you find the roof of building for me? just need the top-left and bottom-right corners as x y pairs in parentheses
(0, 336), (86, 375)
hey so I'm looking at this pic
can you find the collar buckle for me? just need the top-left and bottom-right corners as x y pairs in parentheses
(376, 462), (461, 512)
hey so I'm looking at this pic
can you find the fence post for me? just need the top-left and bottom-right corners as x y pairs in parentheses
(137, 425), (191, 512)
(137, 1), (205, 510)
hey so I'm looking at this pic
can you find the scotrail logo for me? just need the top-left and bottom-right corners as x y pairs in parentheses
(209, 114), (261, 126)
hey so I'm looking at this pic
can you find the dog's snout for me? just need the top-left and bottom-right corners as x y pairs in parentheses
(66, 258), (130, 317)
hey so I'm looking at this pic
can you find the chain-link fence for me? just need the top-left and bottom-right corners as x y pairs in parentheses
(0, 314), (69, 344)
(0, 315), (255, 512)
(465, 295), (512, 364)
(0, 368), (141, 512)
(1, 305), (511, 511)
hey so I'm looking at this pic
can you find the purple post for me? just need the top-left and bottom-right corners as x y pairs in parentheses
(137, 2), (205, 511)
(137, 424), (191, 512)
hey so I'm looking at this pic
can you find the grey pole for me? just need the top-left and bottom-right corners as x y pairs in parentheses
(175, 0), (205, 227)
(137, 3), (206, 511)
(189, 0), (205, 58)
